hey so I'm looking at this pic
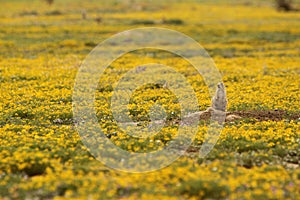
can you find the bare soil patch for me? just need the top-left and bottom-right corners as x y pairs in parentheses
(228, 110), (300, 122)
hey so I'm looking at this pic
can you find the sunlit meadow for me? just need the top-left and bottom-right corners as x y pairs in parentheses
(0, 0), (300, 199)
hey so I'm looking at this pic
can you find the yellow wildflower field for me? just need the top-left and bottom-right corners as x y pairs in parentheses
(0, 0), (300, 199)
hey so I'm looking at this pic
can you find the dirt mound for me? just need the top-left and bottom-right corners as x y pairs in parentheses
(228, 110), (300, 122)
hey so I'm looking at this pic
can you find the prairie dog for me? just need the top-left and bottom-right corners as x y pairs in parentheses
(212, 82), (227, 112)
